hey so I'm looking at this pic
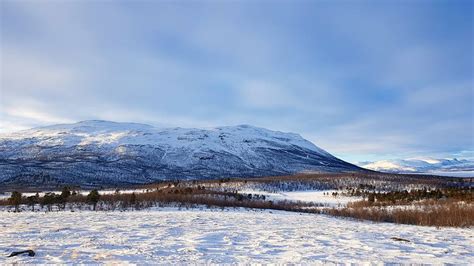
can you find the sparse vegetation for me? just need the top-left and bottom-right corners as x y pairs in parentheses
(326, 200), (474, 227)
(0, 173), (472, 227)
(8, 191), (22, 212)
(325, 187), (473, 227)
(87, 189), (100, 210)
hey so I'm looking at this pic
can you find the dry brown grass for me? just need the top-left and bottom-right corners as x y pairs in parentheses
(326, 201), (474, 227)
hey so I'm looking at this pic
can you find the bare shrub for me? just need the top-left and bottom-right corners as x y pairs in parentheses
(326, 201), (474, 227)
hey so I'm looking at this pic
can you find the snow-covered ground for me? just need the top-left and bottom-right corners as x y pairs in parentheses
(1, 209), (472, 264)
(238, 189), (360, 207)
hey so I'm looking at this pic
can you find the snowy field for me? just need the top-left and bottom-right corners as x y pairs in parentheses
(1, 209), (472, 264)
(238, 189), (360, 207)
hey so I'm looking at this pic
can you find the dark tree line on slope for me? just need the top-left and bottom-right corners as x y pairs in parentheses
(346, 187), (473, 205)
(144, 173), (471, 194)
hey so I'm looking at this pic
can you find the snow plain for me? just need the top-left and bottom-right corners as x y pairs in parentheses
(237, 189), (360, 207)
(1, 209), (472, 264)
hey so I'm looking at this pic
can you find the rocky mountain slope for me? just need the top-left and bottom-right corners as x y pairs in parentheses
(0, 120), (363, 187)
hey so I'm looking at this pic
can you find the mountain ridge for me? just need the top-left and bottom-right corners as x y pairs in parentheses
(0, 120), (363, 187)
(359, 158), (474, 177)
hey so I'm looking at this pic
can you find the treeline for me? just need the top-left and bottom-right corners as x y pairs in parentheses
(1, 186), (322, 213)
(2, 173), (472, 228)
(346, 187), (473, 205)
(154, 172), (471, 195)
(3, 187), (101, 212)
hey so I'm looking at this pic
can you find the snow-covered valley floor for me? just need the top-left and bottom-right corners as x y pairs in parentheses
(237, 189), (360, 207)
(1, 209), (472, 264)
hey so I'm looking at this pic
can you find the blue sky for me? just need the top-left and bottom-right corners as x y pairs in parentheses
(1, 0), (473, 163)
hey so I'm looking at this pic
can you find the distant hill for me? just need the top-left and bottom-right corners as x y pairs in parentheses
(359, 158), (474, 177)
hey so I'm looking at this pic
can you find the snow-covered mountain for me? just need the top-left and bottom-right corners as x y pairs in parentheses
(359, 158), (474, 177)
(0, 120), (362, 187)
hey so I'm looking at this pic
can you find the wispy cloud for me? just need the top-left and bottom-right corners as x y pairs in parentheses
(1, 0), (472, 163)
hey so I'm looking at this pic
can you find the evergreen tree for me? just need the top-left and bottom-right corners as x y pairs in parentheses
(9, 191), (22, 212)
(87, 189), (100, 211)
(59, 186), (71, 210)
(61, 186), (71, 199)
(26, 194), (39, 211)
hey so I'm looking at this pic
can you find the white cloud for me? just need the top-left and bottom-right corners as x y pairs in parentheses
(1, 46), (79, 97)
(0, 104), (74, 133)
(0, 1), (471, 163)
(238, 80), (298, 109)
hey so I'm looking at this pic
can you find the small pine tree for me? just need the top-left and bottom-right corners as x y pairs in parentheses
(60, 186), (71, 210)
(61, 186), (71, 199)
(9, 191), (22, 212)
(87, 189), (100, 211)
(27, 194), (39, 211)
(42, 192), (56, 211)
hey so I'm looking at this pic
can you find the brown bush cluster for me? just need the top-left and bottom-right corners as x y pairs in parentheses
(327, 201), (473, 227)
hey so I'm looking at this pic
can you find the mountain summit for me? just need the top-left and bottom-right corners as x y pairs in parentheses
(0, 120), (362, 187)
